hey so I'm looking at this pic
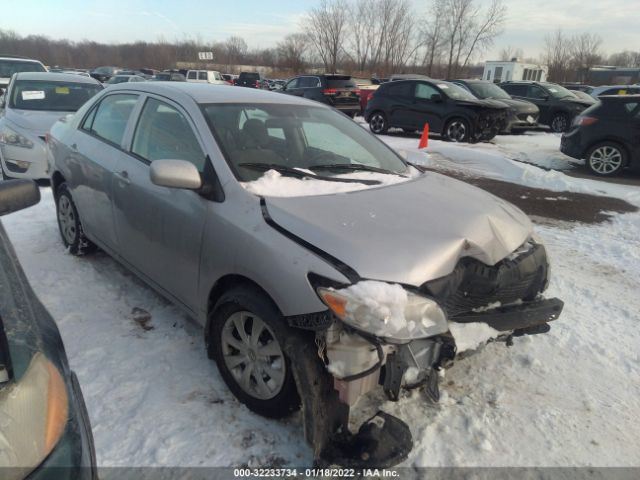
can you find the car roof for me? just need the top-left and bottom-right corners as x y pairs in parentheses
(599, 93), (640, 99)
(14, 71), (101, 84)
(0, 55), (42, 62)
(104, 82), (329, 106)
(591, 85), (638, 92)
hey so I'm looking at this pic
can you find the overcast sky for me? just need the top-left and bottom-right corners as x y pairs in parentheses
(2, 0), (639, 61)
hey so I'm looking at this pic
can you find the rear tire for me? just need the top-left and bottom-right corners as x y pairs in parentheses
(550, 112), (570, 133)
(369, 111), (389, 134)
(586, 142), (627, 176)
(444, 118), (471, 142)
(55, 183), (96, 255)
(209, 285), (300, 419)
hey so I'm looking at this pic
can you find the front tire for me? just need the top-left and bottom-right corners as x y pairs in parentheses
(209, 286), (300, 419)
(550, 112), (570, 133)
(369, 111), (389, 134)
(56, 183), (96, 255)
(586, 142), (627, 176)
(444, 118), (471, 142)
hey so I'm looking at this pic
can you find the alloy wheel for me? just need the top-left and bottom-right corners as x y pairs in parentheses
(551, 114), (568, 133)
(57, 195), (77, 245)
(221, 311), (286, 400)
(589, 146), (623, 175)
(446, 120), (467, 142)
(370, 113), (386, 134)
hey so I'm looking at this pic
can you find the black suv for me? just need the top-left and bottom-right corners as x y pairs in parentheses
(364, 79), (507, 142)
(450, 79), (539, 133)
(561, 95), (640, 176)
(236, 72), (268, 89)
(281, 74), (360, 118)
(500, 81), (595, 133)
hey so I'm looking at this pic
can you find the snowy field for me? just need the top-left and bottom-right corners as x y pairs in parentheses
(3, 131), (640, 468)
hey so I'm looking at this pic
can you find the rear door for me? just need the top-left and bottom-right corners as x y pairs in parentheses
(70, 93), (140, 250)
(525, 85), (552, 122)
(111, 95), (209, 310)
(383, 81), (414, 128)
(282, 77), (302, 96)
(408, 82), (443, 131)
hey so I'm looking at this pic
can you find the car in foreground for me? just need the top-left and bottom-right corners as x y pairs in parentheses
(48, 82), (562, 467)
(105, 74), (146, 85)
(281, 74), (360, 118)
(0, 179), (97, 479)
(0, 72), (103, 180)
(0, 55), (47, 92)
(500, 81), (595, 132)
(588, 84), (640, 99)
(450, 79), (539, 133)
(561, 94), (640, 176)
(365, 79), (508, 142)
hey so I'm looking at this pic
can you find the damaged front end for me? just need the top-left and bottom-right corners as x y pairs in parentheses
(289, 237), (562, 468)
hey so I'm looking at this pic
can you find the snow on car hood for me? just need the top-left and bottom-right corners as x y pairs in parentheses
(264, 171), (532, 285)
(5, 109), (73, 133)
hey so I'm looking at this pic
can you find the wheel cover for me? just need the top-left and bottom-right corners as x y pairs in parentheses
(370, 114), (385, 133)
(552, 115), (567, 132)
(57, 195), (77, 245)
(589, 146), (623, 175)
(447, 121), (467, 142)
(221, 311), (286, 400)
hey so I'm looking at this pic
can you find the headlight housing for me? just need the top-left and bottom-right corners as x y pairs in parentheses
(0, 352), (69, 475)
(318, 281), (448, 342)
(0, 125), (34, 149)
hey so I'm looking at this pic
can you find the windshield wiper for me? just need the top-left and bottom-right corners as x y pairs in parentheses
(308, 163), (404, 176)
(238, 163), (381, 185)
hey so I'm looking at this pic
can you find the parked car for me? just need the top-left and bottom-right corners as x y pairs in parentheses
(569, 90), (597, 102)
(354, 78), (379, 115)
(365, 79), (508, 142)
(588, 84), (640, 98)
(500, 81), (595, 133)
(560, 83), (594, 94)
(235, 71), (268, 89)
(89, 66), (122, 83)
(0, 55), (47, 92)
(221, 73), (236, 85)
(105, 74), (146, 85)
(0, 179), (97, 479)
(152, 71), (186, 82)
(451, 79), (539, 133)
(47, 82), (562, 467)
(186, 70), (227, 85)
(281, 74), (360, 118)
(389, 73), (430, 82)
(0, 72), (102, 180)
(561, 94), (640, 176)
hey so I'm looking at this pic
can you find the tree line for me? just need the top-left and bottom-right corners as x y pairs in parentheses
(1, 0), (639, 80)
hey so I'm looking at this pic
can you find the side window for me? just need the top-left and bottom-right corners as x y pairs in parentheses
(286, 78), (299, 89)
(187, 71), (197, 80)
(414, 83), (439, 100)
(503, 84), (525, 96)
(131, 98), (205, 171)
(198, 72), (208, 81)
(214, 72), (222, 81)
(84, 94), (138, 146)
(527, 86), (547, 99)
(384, 82), (413, 98)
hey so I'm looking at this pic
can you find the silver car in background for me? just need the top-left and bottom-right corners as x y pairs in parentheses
(47, 83), (563, 467)
(0, 72), (102, 179)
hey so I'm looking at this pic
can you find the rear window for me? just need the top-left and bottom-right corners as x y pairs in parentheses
(239, 73), (260, 81)
(0, 60), (46, 77)
(10, 80), (102, 111)
(326, 76), (356, 89)
(381, 81), (412, 98)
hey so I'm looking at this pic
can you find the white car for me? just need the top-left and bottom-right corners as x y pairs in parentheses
(0, 72), (102, 179)
(185, 70), (227, 85)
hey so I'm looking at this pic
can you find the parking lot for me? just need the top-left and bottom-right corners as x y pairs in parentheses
(3, 128), (639, 468)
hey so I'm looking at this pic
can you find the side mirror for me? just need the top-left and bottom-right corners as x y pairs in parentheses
(149, 159), (202, 190)
(0, 179), (41, 216)
(430, 93), (443, 103)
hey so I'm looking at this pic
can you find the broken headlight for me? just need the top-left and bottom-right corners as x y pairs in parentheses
(318, 281), (448, 343)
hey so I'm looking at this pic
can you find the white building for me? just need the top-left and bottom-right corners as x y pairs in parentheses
(482, 60), (548, 83)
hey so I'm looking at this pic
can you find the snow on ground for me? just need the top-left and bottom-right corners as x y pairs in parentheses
(2, 131), (640, 467)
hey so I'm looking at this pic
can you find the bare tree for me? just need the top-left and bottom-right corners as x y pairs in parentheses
(223, 36), (248, 67)
(608, 50), (640, 68)
(499, 45), (524, 61)
(544, 29), (573, 82)
(570, 33), (602, 81)
(421, 0), (447, 76)
(277, 33), (308, 74)
(304, 0), (349, 72)
(346, 0), (378, 73)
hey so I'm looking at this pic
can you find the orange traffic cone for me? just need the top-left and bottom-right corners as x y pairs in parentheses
(418, 123), (429, 149)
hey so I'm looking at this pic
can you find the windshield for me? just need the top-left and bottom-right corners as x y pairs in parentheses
(543, 83), (576, 99)
(10, 80), (102, 111)
(108, 76), (129, 84)
(438, 82), (477, 100)
(202, 103), (409, 182)
(0, 60), (46, 78)
(467, 82), (511, 100)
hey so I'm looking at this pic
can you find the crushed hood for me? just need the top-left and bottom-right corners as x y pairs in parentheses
(5, 109), (72, 134)
(264, 172), (532, 286)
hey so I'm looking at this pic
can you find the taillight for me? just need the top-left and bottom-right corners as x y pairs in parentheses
(576, 116), (598, 126)
(322, 88), (338, 95)
(354, 89), (361, 96)
(255, 80), (260, 88)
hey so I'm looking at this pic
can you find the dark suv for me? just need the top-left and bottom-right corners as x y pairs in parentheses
(281, 74), (360, 118)
(561, 95), (640, 176)
(364, 79), (507, 142)
(500, 81), (595, 133)
(236, 72), (268, 89)
(450, 79), (539, 133)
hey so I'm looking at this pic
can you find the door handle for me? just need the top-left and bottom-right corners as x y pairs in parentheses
(115, 170), (130, 185)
